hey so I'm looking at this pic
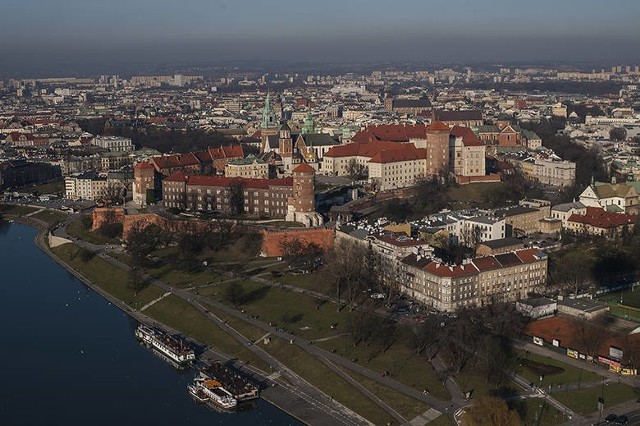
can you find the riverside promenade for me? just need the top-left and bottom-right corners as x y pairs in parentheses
(23, 215), (371, 426)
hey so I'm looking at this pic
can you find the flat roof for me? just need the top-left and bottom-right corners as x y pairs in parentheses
(557, 298), (608, 313)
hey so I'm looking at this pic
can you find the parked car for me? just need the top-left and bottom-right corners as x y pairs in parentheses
(615, 415), (628, 424)
(605, 414), (618, 423)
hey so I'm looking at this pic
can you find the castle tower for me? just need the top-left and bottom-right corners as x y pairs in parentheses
(425, 121), (451, 177)
(286, 162), (322, 226)
(278, 121), (293, 157)
(291, 162), (315, 212)
(133, 162), (157, 206)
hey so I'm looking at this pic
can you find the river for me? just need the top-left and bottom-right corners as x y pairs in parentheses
(0, 222), (300, 425)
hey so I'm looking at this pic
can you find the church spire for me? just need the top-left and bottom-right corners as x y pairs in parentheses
(260, 92), (277, 129)
(301, 109), (316, 134)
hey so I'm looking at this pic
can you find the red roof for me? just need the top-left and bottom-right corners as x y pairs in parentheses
(451, 125), (484, 147)
(568, 207), (637, 229)
(515, 248), (544, 262)
(472, 256), (502, 271)
(152, 145), (244, 170)
(134, 162), (155, 170)
(351, 124), (427, 144)
(164, 172), (293, 189)
(292, 162), (315, 173)
(426, 121), (450, 132)
(325, 140), (409, 159)
(425, 262), (479, 278)
(368, 144), (427, 164)
(525, 316), (640, 362)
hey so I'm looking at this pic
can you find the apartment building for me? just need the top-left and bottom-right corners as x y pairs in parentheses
(398, 248), (548, 312)
(534, 158), (576, 187)
(92, 136), (134, 152)
(64, 172), (121, 201)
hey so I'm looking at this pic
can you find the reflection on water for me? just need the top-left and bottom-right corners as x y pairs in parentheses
(0, 223), (300, 426)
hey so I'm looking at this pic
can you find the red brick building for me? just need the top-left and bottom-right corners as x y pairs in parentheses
(162, 172), (293, 217)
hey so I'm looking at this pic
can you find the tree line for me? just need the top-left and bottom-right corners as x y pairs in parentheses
(77, 118), (239, 153)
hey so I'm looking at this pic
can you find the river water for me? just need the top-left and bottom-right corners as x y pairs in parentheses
(0, 222), (299, 425)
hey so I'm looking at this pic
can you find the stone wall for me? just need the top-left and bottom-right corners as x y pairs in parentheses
(260, 228), (335, 257)
(91, 208), (126, 230)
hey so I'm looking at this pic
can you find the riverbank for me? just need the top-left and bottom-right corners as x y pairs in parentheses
(6, 213), (362, 426)
(0, 222), (296, 426)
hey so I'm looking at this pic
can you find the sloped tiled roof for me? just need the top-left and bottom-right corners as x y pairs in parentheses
(351, 124), (428, 144)
(368, 145), (427, 164)
(324, 141), (404, 158)
(451, 125), (484, 147)
(568, 207), (637, 229)
(426, 121), (450, 132)
(292, 162), (315, 173)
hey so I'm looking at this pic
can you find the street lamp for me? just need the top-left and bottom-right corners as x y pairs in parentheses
(597, 377), (605, 423)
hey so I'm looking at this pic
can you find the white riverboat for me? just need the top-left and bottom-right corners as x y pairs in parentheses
(134, 324), (195, 365)
(189, 373), (237, 410)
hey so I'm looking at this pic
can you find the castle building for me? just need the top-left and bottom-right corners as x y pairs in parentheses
(286, 162), (323, 226)
(133, 162), (158, 206)
(162, 161), (322, 226)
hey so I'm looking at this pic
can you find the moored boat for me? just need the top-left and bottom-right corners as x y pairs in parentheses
(134, 324), (195, 365)
(190, 373), (237, 410)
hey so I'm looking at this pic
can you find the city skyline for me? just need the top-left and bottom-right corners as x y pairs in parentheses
(1, 0), (639, 75)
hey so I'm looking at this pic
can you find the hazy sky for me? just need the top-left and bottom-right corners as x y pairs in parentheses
(1, 0), (639, 75)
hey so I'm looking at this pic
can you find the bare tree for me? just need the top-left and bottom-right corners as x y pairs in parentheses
(280, 238), (323, 271)
(551, 250), (594, 297)
(576, 317), (607, 358)
(228, 178), (245, 215)
(322, 238), (376, 310)
(462, 396), (522, 426)
(346, 158), (368, 182)
(96, 181), (125, 206)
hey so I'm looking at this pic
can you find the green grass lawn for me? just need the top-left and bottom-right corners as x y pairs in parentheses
(552, 382), (640, 415)
(0, 204), (39, 216)
(318, 336), (451, 401)
(50, 243), (166, 309)
(512, 350), (600, 388)
(426, 414), (454, 425)
(599, 287), (640, 310)
(27, 180), (65, 195)
(145, 262), (221, 289)
(340, 366), (432, 421)
(66, 216), (121, 245)
(262, 336), (396, 425)
(212, 280), (349, 340)
(143, 294), (270, 372)
(511, 397), (568, 425)
(278, 269), (329, 291)
(453, 362), (517, 400)
(202, 304), (268, 342)
(447, 182), (506, 204)
(263, 221), (304, 228)
(31, 209), (67, 226)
